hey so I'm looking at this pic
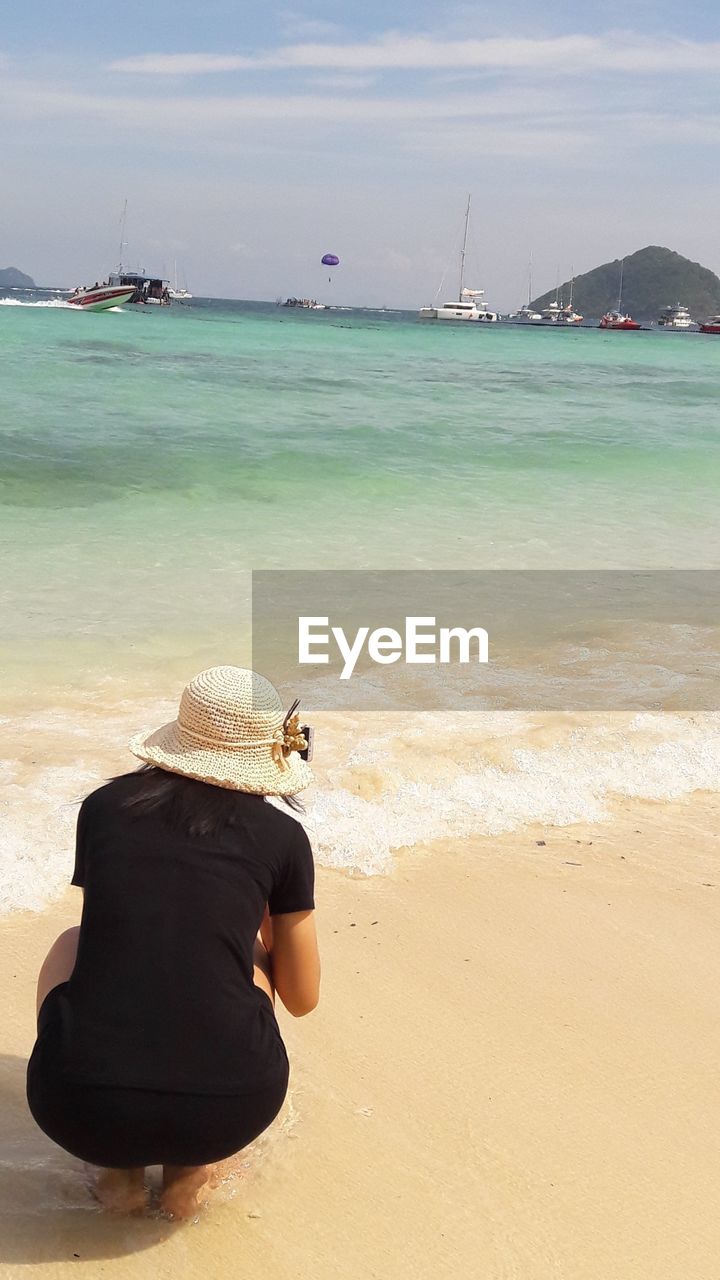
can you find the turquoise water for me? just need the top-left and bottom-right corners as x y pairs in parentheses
(1, 294), (720, 909)
(1, 294), (719, 687)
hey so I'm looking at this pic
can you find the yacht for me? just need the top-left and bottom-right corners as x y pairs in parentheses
(419, 196), (498, 323)
(657, 303), (695, 329)
(168, 262), (193, 301)
(420, 288), (498, 323)
(540, 272), (583, 325)
(507, 304), (543, 323)
(507, 257), (542, 322)
(699, 315), (720, 334)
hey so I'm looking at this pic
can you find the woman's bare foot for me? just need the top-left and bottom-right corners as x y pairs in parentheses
(86, 1165), (148, 1213)
(160, 1164), (214, 1219)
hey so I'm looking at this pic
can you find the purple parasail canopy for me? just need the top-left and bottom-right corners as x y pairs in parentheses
(321, 254), (340, 266)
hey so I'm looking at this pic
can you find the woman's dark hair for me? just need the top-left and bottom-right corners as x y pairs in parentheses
(112, 765), (303, 839)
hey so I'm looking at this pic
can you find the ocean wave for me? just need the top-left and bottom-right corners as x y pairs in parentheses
(2, 708), (719, 913)
(304, 713), (720, 875)
(0, 297), (74, 309)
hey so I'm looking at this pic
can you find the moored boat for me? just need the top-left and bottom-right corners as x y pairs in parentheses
(599, 311), (641, 330)
(67, 283), (136, 312)
(507, 304), (543, 323)
(539, 300), (582, 325)
(420, 287), (498, 323)
(657, 303), (695, 329)
(419, 196), (498, 323)
(599, 260), (640, 329)
(699, 315), (720, 334)
(507, 255), (543, 323)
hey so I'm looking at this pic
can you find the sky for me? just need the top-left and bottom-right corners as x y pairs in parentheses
(2, 1), (720, 307)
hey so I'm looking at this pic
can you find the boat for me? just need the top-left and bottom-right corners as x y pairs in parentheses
(108, 271), (171, 305)
(507, 304), (543, 323)
(419, 196), (498, 323)
(599, 310), (641, 330)
(599, 259), (641, 329)
(168, 261), (193, 301)
(538, 268), (583, 325)
(66, 283), (137, 312)
(657, 303), (695, 329)
(507, 256), (543, 323)
(699, 315), (720, 334)
(282, 297), (326, 309)
(104, 204), (171, 305)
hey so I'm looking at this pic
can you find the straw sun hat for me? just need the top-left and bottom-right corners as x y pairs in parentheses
(129, 666), (314, 796)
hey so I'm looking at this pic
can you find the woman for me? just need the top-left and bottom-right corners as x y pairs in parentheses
(26, 666), (321, 1219)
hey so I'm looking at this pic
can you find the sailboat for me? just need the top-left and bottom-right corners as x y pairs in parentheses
(540, 268), (583, 325)
(507, 254), (543, 323)
(419, 197), (498, 323)
(599, 259), (640, 330)
(168, 260), (193, 301)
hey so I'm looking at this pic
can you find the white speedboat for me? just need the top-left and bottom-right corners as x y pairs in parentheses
(67, 283), (136, 312)
(657, 303), (695, 329)
(419, 196), (497, 323)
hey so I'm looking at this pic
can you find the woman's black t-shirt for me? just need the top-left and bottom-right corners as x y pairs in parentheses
(56, 775), (315, 1096)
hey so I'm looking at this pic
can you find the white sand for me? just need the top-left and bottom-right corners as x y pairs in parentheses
(1, 792), (719, 1278)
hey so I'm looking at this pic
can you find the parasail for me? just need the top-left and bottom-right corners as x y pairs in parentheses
(321, 252), (340, 282)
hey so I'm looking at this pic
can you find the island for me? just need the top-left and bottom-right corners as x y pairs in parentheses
(531, 246), (720, 322)
(0, 267), (36, 289)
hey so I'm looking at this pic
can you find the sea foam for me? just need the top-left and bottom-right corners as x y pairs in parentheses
(2, 709), (719, 913)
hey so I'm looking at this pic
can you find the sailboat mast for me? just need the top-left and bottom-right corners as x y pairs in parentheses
(617, 258), (625, 311)
(527, 252), (533, 307)
(118, 199), (128, 273)
(459, 194), (470, 299)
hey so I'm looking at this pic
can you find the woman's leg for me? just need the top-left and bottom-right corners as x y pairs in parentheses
(35, 928), (147, 1213)
(160, 932), (276, 1219)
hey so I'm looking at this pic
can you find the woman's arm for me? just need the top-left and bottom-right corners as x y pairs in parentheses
(266, 909), (320, 1017)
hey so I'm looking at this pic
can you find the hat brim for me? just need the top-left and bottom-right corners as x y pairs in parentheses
(129, 719), (314, 796)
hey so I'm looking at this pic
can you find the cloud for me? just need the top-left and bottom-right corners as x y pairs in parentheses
(108, 33), (720, 76)
(307, 74), (377, 91)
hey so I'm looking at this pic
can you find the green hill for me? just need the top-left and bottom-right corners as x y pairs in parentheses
(531, 246), (720, 321)
(0, 266), (36, 289)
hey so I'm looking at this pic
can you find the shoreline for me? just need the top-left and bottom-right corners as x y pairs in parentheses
(2, 791), (719, 1276)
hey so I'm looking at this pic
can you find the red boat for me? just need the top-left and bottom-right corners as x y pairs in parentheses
(599, 310), (641, 330)
(699, 315), (720, 334)
(599, 259), (641, 330)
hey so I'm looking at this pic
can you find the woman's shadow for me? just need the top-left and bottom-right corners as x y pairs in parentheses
(0, 1053), (183, 1263)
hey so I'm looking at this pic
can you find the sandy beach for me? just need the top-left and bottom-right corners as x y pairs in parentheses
(2, 790), (718, 1279)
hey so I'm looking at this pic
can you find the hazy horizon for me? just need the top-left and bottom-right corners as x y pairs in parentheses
(3, 1), (720, 310)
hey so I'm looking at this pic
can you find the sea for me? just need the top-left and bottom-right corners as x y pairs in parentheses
(1, 291), (719, 911)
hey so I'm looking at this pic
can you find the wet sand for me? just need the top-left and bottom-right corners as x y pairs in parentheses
(2, 792), (719, 1279)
